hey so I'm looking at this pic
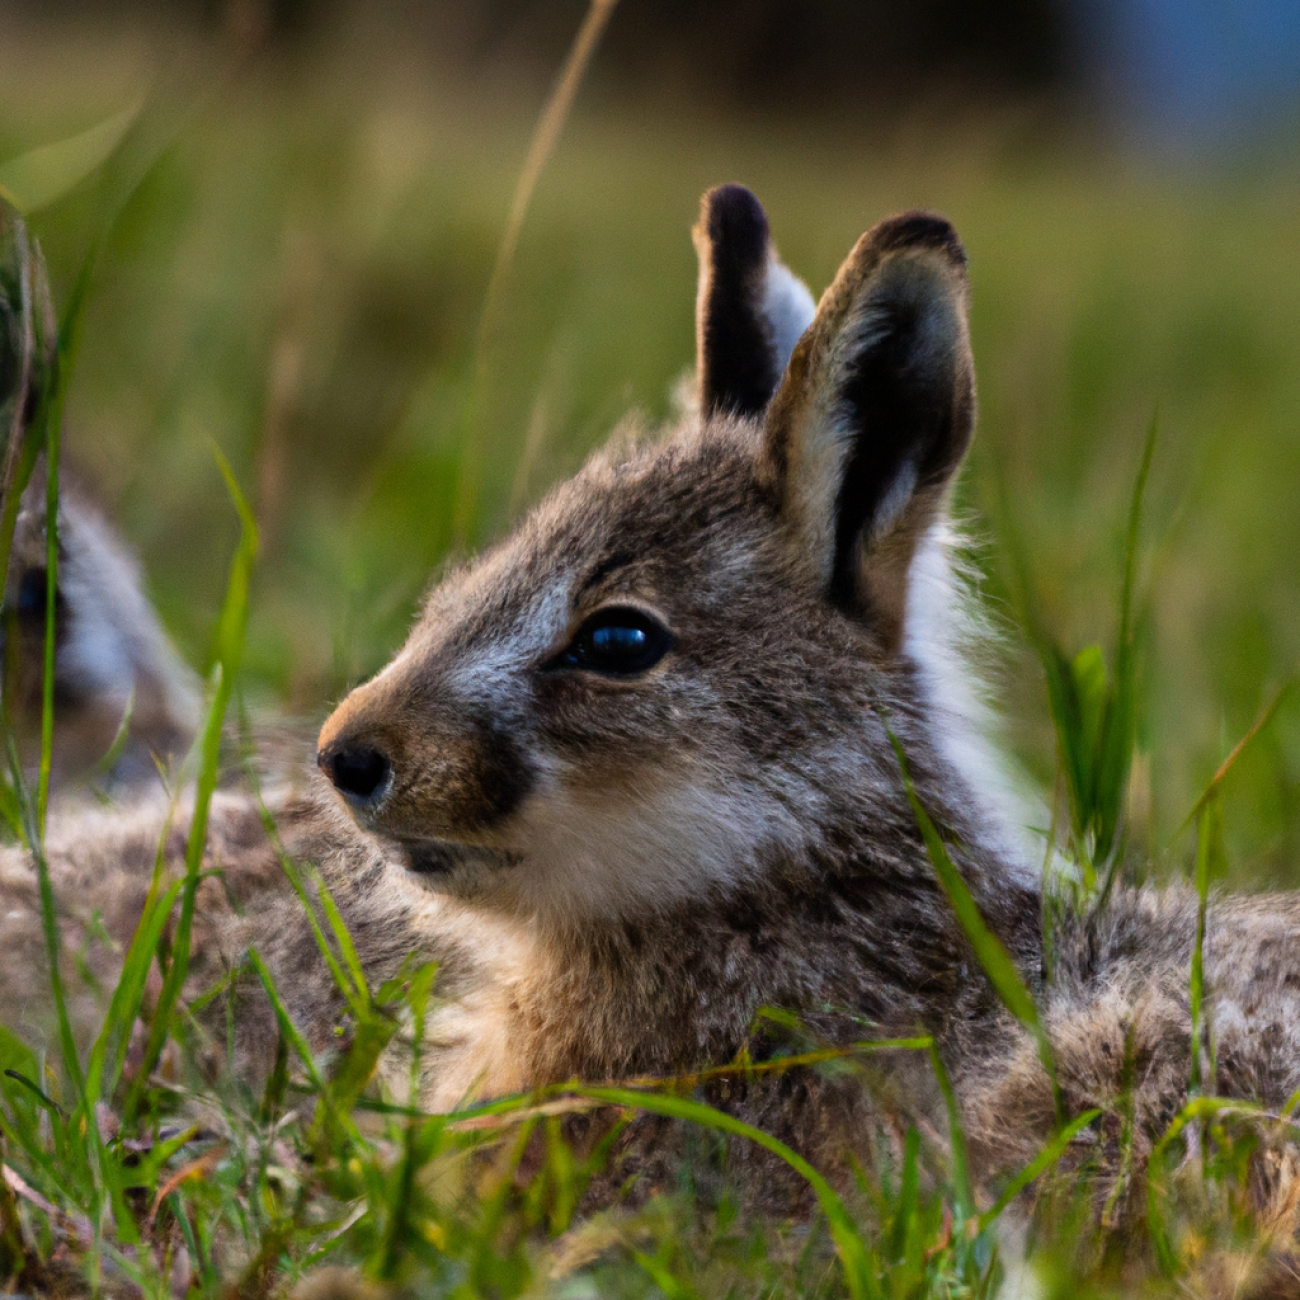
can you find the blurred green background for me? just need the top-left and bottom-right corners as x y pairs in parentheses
(2, 1), (1300, 885)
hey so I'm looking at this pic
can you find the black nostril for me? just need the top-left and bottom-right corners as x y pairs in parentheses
(321, 745), (392, 804)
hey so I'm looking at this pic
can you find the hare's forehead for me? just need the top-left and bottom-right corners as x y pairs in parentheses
(417, 452), (772, 642)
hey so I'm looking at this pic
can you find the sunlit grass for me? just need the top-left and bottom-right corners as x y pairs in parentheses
(4, 13), (1300, 1297)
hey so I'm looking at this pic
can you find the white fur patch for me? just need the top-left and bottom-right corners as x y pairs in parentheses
(57, 499), (201, 728)
(442, 579), (574, 702)
(902, 522), (1041, 885)
(762, 255), (816, 373)
(490, 763), (818, 924)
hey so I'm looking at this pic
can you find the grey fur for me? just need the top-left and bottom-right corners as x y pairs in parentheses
(3, 472), (201, 785)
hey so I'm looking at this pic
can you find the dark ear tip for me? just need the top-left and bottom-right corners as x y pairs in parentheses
(700, 183), (770, 250)
(869, 210), (967, 272)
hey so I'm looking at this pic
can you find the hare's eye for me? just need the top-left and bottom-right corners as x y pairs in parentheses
(16, 567), (48, 619)
(549, 607), (673, 676)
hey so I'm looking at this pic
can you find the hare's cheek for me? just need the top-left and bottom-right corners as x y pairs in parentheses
(529, 677), (705, 794)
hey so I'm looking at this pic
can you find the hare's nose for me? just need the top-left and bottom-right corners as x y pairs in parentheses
(318, 743), (393, 807)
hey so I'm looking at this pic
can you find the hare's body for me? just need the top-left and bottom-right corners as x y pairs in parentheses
(13, 777), (1300, 1225)
(8, 187), (1300, 1239)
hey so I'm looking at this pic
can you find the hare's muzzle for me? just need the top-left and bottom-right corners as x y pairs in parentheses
(317, 641), (535, 841)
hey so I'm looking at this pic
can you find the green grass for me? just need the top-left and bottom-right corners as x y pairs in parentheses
(5, 13), (1300, 1298)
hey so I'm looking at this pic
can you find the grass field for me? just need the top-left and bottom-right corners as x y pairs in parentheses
(6, 22), (1300, 876)
(4, 12), (1300, 1297)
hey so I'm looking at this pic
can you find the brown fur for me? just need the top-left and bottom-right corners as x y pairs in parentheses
(7, 190), (1300, 1271)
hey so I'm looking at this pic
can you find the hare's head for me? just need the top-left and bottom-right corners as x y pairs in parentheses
(3, 478), (201, 785)
(319, 186), (1009, 926)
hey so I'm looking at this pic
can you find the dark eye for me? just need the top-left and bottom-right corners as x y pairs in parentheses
(549, 607), (673, 676)
(15, 567), (48, 620)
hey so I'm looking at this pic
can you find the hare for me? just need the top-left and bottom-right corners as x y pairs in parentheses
(2, 472), (201, 786)
(8, 185), (1300, 1241)
(0, 201), (200, 788)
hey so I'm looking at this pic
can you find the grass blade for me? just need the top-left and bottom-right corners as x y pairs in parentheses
(1188, 793), (1225, 1098)
(977, 1108), (1101, 1228)
(0, 199), (55, 596)
(129, 449), (257, 1114)
(577, 1085), (879, 1300)
(10, 196), (104, 1125)
(375, 961), (436, 1281)
(925, 1040), (975, 1220)
(249, 783), (357, 1009)
(1145, 1094), (1267, 1272)
(1168, 678), (1295, 850)
(316, 882), (370, 1005)
(453, 0), (620, 541)
(1095, 413), (1157, 868)
(998, 416), (1156, 884)
(85, 875), (184, 1104)
(246, 948), (325, 1093)
(889, 731), (1065, 1129)
(0, 102), (142, 214)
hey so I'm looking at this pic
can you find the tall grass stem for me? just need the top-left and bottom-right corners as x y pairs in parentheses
(452, 0), (619, 541)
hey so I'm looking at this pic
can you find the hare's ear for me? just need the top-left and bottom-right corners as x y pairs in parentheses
(693, 184), (816, 420)
(761, 212), (974, 648)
